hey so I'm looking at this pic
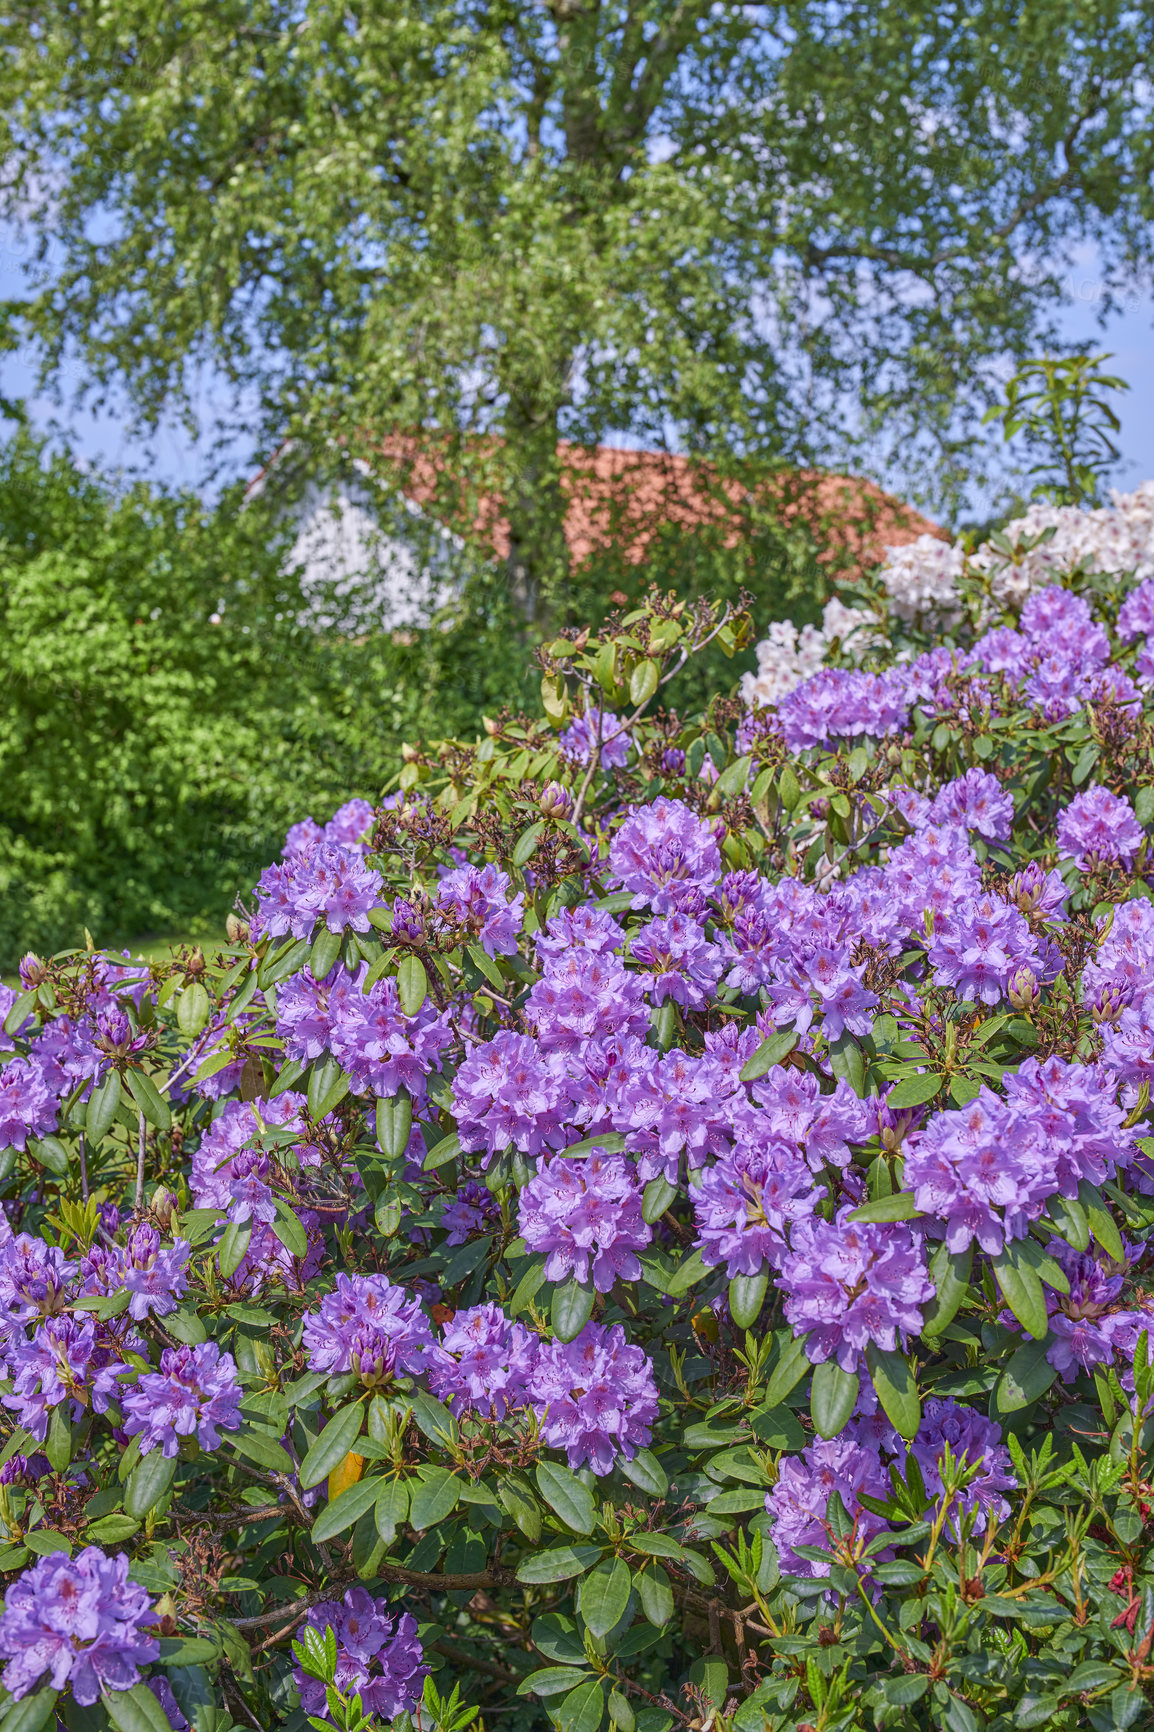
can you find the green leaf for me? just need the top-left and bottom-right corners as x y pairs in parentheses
(85, 1515), (139, 1544)
(537, 1461), (596, 1535)
(865, 1343), (921, 1440)
(552, 1277), (595, 1342)
(641, 1174), (678, 1224)
(847, 1191), (920, 1224)
(45, 1401), (71, 1473)
(750, 1403), (806, 1451)
(309, 925), (343, 980)
(376, 1090), (413, 1162)
(557, 1677), (606, 1732)
(763, 1333), (812, 1406)
(994, 1338), (1058, 1417)
(374, 1479), (410, 1545)
(630, 658), (660, 708)
(498, 1471), (541, 1542)
(508, 1257), (548, 1317)
(22, 1530), (71, 1557)
(921, 1243), (973, 1339)
(311, 1474), (384, 1543)
(1136, 785), (1154, 828)
(2, 989), (38, 1037)
(811, 1359), (858, 1439)
(398, 954), (429, 1016)
(124, 1066), (171, 1132)
(216, 1218), (251, 1279)
(409, 1389), (458, 1448)
(154, 1635), (222, 1666)
(633, 1561), (674, 1628)
(31, 1136), (69, 1177)
(619, 1448), (669, 1498)
(578, 1557), (631, 1638)
(665, 1247), (709, 1297)
(231, 1429), (295, 1474)
(176, 981), (211, 1038)
(306, 1053), (350, 1119)
(1079, 1179), (1124, 1261)
(299, 1401), (365, 1490)
(0, 1690), (59, 1732)
(271, 1201), (308, 1260)
(738, 1029), (798, 1082)
(423, 1132), (462, 1171)
(101, 1682), (177, 1732)
(518, 1667), (593, 1698)
(258, 937), (310, 989)
(992, 1244), (1049, 1339)
(883, 1072), (942, 1109)
(517, 1545), (603, 1584)
(85, 1071), (122, 1146)
(408, 1465), (461, 1530)
(728, 1270), (767, 1329)
(1048, 1192), (1090, 1252)
(124, 1449), (177, 1520)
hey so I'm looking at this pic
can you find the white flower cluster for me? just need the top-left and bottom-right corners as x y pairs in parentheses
(740, 596), (876, 707)
(877, 533), (966, 623)
(876, 481), (1154, 620)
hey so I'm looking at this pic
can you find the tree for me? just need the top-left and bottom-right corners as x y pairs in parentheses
(2, 0), (1152, 605)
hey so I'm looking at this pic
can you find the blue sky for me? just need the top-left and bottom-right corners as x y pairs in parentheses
(1, 239), (1150, 510)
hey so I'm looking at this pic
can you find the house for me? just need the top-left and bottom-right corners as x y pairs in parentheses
(247, 439), (943, 631)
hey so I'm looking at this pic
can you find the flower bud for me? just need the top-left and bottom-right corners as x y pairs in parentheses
(538, 781), (573, 819)
(225, 913), (250, 945)
(400, 742), (420, 762)
(1007, 964), (1040, 1012)
(150, 1185), (175, 1231)
(18, 953), (46, 989)
(481, 714), (501, 737)
(1091, 980), (1132, 1026)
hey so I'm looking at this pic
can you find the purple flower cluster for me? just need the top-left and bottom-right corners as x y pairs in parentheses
(559, 705), (631, 770)
(607, 798), (721, 914)
(778, 1207), (934, 1373)
(303, 1274), (436, 1385)
(693, 1140), (820, 1277)
(767, 1397), (1017, 1580)
(518, 1151), (651, 1290)
(3, 1315), (126, 1440)
(904, 1057), (1133, 1253)
(428, 1303), (537, 1419)
(326, 967), (453, 1103)
(1057, 785), (1145, 871)
(254, 838), (383, 939)
(122, 1342), (242, 1457)
(774, 667), (909, 752)
(436, 863), (524, 957)
(527, 1320), (658, 1474)
(80, 1222), (190, 1321)
(0, 1547), (158, 1704)
(295, 1587), (426, 1721)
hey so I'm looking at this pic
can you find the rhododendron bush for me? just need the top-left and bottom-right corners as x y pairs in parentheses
(5, 506), (1154, 1732)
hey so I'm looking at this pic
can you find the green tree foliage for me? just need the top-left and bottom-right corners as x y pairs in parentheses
(2, 0), (1153, 600)
(0, 431), (536, 964)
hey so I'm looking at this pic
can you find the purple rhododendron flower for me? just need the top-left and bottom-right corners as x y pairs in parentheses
(122, 1342), (243, 1457)
(766, 1430), (891, 1579)
(774, 667), (909, 752)
(527, 949), (650, 1052)
(453, 1032), (571, 1161)
(607, 797), (722, 914)
(1057, 784), (1145, 870)
(254, 840), (384, 938)
(518, 1151), (651, 1291)
(693, 1140), (820, 1277)
(0, 1231), (77, 1331)
(559, 706), (631, 769)
(3, 1316), (126, 1440)
(630, 913), (726, 1009)
(928, 895), (1040, 1005)
(0, 1058), (57, 1152)
(303, 1274), (436, 1385)
(911, 1398), (1017, 1536)
(528, 1320), (658, 1474)
(328, 966), (454, 1103)
(928, 767), (1014, 840)
(436, 863), (524, 957)
(0, 1546), (158, 1704)
(80, 1222), (190, 1321)
(778, 1207), (935, 1374)
(295, 1587), (426, 1722)
(441, 1181), (500, 1245)
(428, 1303), (538, 1419)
